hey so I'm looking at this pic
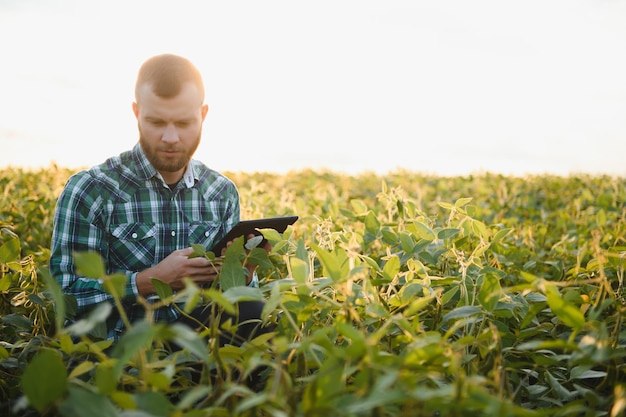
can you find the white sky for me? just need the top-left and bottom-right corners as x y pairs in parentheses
(1, 0), (625, 177)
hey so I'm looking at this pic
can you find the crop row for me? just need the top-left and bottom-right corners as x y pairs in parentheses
(0, 166), (625, 416)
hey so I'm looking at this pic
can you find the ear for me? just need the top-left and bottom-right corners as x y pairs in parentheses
(132, 102), (139, 119)
(201, 104), (209, 121)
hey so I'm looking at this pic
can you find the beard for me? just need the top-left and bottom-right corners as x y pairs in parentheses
(138, 127), (201, 174)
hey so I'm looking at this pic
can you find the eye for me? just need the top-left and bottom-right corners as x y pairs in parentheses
(175, 121), (190, 128)
(148, 119), (166, 127)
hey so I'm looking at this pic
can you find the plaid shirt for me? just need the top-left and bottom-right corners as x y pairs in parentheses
(50, 143), (241, 341)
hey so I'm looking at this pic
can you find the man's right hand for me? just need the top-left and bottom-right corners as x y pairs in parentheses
(136, 247), (220, 296)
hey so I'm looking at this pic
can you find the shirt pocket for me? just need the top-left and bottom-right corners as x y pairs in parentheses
(109, 223), (158, 271)
(188, 220), (222, 252)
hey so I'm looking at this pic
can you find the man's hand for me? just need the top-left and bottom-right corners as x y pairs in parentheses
(136, 247), (220, 296)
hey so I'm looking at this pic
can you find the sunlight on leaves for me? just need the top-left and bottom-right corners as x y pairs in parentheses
(545, 284), (585, 330)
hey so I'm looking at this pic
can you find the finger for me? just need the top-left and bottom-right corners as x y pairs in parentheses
(178, 247), (195, 256)
(189, 262), (221, 273)
(187, 256), (210, 266)
(189, 271), (217, 281)
(188, 266), (220, 282)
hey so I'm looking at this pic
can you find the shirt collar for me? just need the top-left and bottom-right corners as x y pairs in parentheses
(131, 143), (198, 188)
(182, 163), (197, 188)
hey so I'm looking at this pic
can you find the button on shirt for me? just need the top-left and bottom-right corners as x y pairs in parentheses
(50, 143), (241, 341)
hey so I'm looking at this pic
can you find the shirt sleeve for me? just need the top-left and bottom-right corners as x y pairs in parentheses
(50, 173), (138, 316)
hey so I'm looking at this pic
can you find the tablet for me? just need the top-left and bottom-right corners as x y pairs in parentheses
(210, 215), (299, 254)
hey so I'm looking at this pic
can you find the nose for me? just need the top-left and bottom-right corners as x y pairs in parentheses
(161, 124), (179, 143)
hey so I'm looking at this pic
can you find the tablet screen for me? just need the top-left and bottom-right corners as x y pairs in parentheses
(210, 215), (299, 254)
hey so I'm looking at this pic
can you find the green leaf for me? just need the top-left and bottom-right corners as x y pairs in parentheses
(247, 247), (273, 269)
(442, 306), (482, 322)
(168, 323), (210, 361)
(175, 386), (212, 410)
(0, 274), (11, 291)
(95, 362), (117, 395)
(382, 255), (400, 282)
(68, 360), (94, 379)
(0, 345), (8, 360)
(303, 356), (344, 411)
(2, 313), (32, 330)
(21, 349), (68, 412)
(262, 281), (282, 318)
(151, 278), (173, 300)
(365, 211), (381, 235)
(0, 236), (20, 263)
(441, 286), (459, 306)
(27, 293), (46, 307)
(545, 370), (575, 401)
(545, 284), (585, 330)
(220, 239), (247, 290)
(571, 366), (607, 380)
(296, 239), (308, 264)
(312, 244), (343, 282)
(66, 302), (112, 338)
(133, 391), (173, 417)
(259, 227), (284, 243)
(201, 288), (236, 315)
(520, 271), (539, 283)
(58, 386), (118, 417)
(478, 272), (501, 311)
(350, 199), (368, 215)
(437, 228), (461, 240)
(470, 219), (489, 239)
(381, 228), (399, 244)
(492, 228), (512, 244)
(41, 268), (67, 334)
(245, 234), (264, 250)
(517, 339), (577, 351)
(362, 255), (381, 273)
(398, 231), (415, 252)
(454, 197), (473, 208)
(290, 256), (308, 285)
(222, 286), (264, 304)
(111, 321), (160, 377)
(220, 259), (247, 291)
(103, 273), (127, 298)
(336, 322), (365, 358)
(188, 243), (207, 258)
(405, 289), (440, 317)
(73, 251), (106, 278)
(411, 221), (436, 241)
(179, 279), (201, 312)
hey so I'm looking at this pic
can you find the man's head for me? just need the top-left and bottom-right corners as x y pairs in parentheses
(134, 53), (205, 104)
(133, 54), (209, 184)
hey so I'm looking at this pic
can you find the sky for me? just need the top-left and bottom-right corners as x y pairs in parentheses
(1, 0), (625, 177)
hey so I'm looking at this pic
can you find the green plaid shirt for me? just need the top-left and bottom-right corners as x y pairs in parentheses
(50, 143), (240, 341)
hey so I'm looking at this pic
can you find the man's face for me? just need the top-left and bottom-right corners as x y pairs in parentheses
(133, 82), (208, 183)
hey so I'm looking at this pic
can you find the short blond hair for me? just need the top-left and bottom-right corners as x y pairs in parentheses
(135, 54), (205, 102)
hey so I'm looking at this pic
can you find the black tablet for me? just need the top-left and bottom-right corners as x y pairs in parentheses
(210, 215), (299, 254)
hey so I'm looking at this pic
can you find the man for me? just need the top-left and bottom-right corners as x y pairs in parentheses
(49, 54), (268, 349)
